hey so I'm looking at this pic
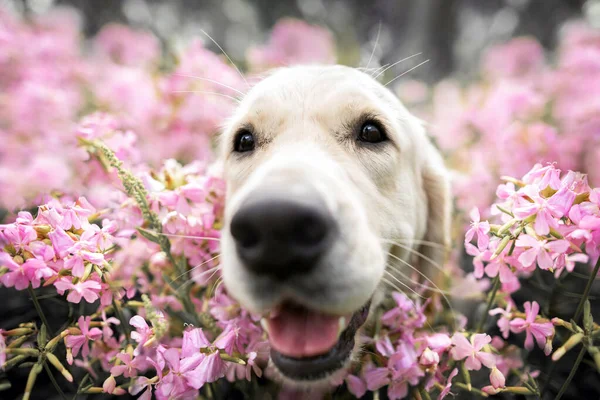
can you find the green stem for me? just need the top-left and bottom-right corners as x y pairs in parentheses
(555, 345), (586, 400)
(28, 285), (52, 334)
(573, 256), (600, 322)
(43, 362), (68, 400)
(477, 275), (501, 332)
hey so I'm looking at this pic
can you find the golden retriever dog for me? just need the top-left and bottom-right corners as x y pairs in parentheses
(218, 65), (451, 384)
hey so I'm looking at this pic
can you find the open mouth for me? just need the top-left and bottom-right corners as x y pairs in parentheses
(263, 300), (371, 381)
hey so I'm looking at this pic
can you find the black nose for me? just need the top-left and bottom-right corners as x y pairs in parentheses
(230, 194), (336, 280)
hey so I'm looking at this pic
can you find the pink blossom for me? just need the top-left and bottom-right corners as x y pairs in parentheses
(516, 235), (570, 270)
(110, 352), (143, 378)
(65, 316), (102, 363)
(54, 277), (102, 303)
(345, 374), (367, 398)
(450, 333), (496, 370)
(465, 208), (490, 250)
(490, 303), (513, 339)
(130, 316), (153, 348)
(509, 301), (554, 354)
(438, 368), (458, 400)
(187, 351), (227, 389)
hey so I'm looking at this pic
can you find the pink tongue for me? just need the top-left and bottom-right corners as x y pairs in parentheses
(267, 306), (340, 358)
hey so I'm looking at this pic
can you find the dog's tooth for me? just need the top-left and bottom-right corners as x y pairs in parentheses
(260, 318), (269, 333)
(338, 317), (346, 336)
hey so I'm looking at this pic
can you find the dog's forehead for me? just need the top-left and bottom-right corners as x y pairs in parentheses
(235, 66), (398, 123)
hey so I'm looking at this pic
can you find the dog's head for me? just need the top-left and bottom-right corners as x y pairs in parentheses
(218, 65), (450, 383)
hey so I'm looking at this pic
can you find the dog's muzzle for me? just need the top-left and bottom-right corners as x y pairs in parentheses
(229, 189), (369, 379)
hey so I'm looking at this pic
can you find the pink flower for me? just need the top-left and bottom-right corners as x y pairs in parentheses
(465, 242), (491, 279)
(513, 186), (575, 235)
(465, 207), (490, 250)
(0, 254), (53, 290)
(438, 368), (458, 400)
(187, 351), (227, 389)
(0, 224), (37, 251)
(345, 374), (367, 398)
(450, 333), (496, 370)
(54, 277), (102, 303)
(181, 327), (210, 357)
(102, 375), (126, 395)
(129, 376), (154, 400)
(490, 303), (513, 339)
(516, 235), (570, 270)
(130, 316), (153, 348)
(65, 316), (102, 363)
(509, 301), (554, 354)
(110, 352), (143, 378)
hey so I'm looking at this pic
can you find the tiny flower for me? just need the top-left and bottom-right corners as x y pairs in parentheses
(509, 301), (554, 354)
(516, 235), (570, 270)
(465, 207), (490, 250)
(450, 333), (496, 370)
(345, 374), (367, 398)
(65, 316), (102, 363)
(438, 368), (458, 400)
(54, 277), (102, 303)
(187, 351), (227, 389)
(110, 352), (142, 378)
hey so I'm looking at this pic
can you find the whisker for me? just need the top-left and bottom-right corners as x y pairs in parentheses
(384, 59), (430, 87)
(174, 261), (222, 294)
(380, 238), (449, 250)
(388, 265), (453, 295)
(208, 276), (224, 297)
(380, 239), (445, 273)
(383, 270), (425, 299)
(172, 73), (246, 96)
(373, 53), (422, 79)
(370, 63), (390, 77)
(200, 29), (249, 88)
(171, 254), (221, 282)
(142, 231), (221, 242)
(170, 90), (241, 103)
(386, 252), (456, 330)
(364, 21), (382, 70)
(381, 270), (438, 332)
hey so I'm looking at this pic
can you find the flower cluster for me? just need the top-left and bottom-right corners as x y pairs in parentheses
(400, 24), (600, 213)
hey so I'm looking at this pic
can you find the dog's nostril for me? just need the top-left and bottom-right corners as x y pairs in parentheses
(229, 194), (336, 279)
(294, 215), (328, 246)
(230, 222), (260, 248)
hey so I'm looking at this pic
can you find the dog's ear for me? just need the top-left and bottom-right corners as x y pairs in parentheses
(419, 136), (452, 278)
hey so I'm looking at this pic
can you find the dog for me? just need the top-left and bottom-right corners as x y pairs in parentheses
(218, 65), (451, 385)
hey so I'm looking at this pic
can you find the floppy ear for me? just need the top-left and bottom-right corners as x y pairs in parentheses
(418, 137), (452, 279)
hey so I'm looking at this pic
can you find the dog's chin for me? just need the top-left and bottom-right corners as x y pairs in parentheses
(266, 300), (371, 383)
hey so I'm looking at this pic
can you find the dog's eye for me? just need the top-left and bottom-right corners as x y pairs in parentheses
(233, 130), (255, 153)
(358, 122), (386, 143)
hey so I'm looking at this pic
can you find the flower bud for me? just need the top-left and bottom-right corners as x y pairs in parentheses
(490, 367), (506, 389)
(46, 353), (73, 382)
(552, 332), (584, 361)
(420, 347), (439, 366)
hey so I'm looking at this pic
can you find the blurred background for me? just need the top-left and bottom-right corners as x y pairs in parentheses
(3, 0), (597, 82)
